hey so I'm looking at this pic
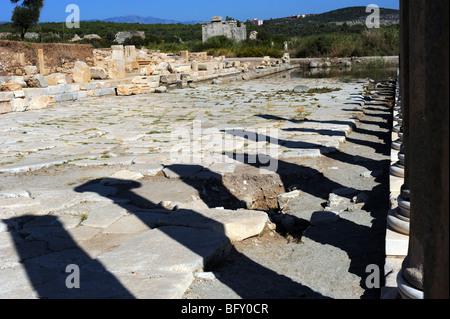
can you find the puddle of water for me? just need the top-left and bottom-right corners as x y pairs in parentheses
(267, 66), (398, 80)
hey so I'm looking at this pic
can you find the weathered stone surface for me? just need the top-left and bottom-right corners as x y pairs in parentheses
(26, 74), (48, 88)
(80, 203), (128, 229)
(293, 85), (310, 93)
(0, 91), (14, 102)
(0, 101), (12, 114)
(24, 66), (38, 76)
(128, 163), (164, 176)
(1, 83), (23, 92)
(94, 226), (231, 273)
(100, 170), (144, 185)
(163, 165), (203, 179)
(157, 208), (269, 241)
(72, 61), (91, 83)
(310, 211), (341, 226)
(155, 86), (167, 93)
(89, 67), (108, 80)
(28, 96), (55, 110)
(34, 268), (193, 299)
(107, 60), (126, 79)
(45, 73), (67, 86)
(277, 190), (301, 210)
(101, 213), (164, 235)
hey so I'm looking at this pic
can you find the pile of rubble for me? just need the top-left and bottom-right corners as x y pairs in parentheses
(1, 45), (293, 114)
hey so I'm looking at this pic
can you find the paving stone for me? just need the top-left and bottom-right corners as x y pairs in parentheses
(100, 170), (144, 185)
(94, 226), (232, 273)
(101, 214), (157, 235)
(80, 203), (128, 229)
(0, 267), (40, 298)
(128, 163), (164, 176)
(157, 208), (269, 242)
(22, 214), (80, 230)
(68, 226), (102, 242)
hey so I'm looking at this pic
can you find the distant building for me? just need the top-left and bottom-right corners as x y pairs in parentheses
(252, 19), (264, 26)
(202, 16), (247, 43)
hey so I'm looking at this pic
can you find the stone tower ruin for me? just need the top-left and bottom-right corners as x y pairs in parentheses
(202, 16), (247, 43)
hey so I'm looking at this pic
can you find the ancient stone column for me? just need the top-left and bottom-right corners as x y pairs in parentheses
(397, 0), (449, 299)
(37, 49), (47, 75)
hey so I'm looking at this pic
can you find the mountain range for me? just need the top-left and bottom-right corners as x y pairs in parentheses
(101, 14), (203, 25)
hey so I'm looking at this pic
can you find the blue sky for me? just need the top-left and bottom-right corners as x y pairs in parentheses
(1, 0), (399, 22)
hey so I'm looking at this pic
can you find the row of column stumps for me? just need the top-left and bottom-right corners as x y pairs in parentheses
(388, 78), (410, 237)
(388, 76), (423, 299)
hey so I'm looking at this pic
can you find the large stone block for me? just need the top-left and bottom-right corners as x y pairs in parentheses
(89, 67), (108, 80)
(10, 98), (27, 112)
(0, 92), (14, 102)
(0, 101), (12, 114)
(28, 96), (55, 110)
(72, 61), (91, 83)
(107, 60), (126, 79)
(45, 73), (67, 86)
(1, 83), (23, 92)
(24, 65), (38, 76)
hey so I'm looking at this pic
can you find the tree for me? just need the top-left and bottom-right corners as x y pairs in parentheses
(10, 0), (44, 41)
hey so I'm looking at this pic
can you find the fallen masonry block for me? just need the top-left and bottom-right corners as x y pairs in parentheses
(0, 92), (14, 102)
(160, 74), (179, 84)
(1, 83), (23, 91)
(157, 208), (270, 242)
(107, 60), (126, 79)
(45, 73), (67, 86)
(26, 74), (49, 88)
(28, 96), (55, 110)
(24, 65), (38, 75)
(11, 98), (27, 112)
(90, 67), (108, 80)
(0, 101), (12, 114)
(72, 61), (91, 83)
(116, 85), (141, 96)
(155, 86), (167, 93)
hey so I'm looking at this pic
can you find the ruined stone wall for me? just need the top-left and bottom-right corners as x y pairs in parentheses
(202, 19), (247, 43)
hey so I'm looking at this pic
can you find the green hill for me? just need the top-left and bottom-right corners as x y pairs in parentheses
(266, 6), (399, 25)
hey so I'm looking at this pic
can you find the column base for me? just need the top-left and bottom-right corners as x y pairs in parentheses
(397, 270), (424, 299)
(387, 209), (410, 235)
(381, 257), (404, 299)
(390, 163), (405, 178)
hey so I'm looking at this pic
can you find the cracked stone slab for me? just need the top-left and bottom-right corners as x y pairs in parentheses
(80, 203), (129, 229)
(94, 226), (231, 273)
(101, 212), (165, 235)
(157, 208), (269, 242)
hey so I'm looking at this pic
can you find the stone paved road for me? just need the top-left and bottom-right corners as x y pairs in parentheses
(0, 73), (393, 299)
